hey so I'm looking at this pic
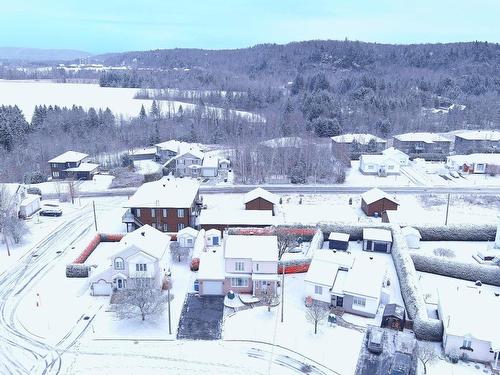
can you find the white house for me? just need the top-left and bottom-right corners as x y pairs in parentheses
(201, 155), (219, 177)
(304, 250), (387, 318)
(382, 147), (410, 166)
(205, 228), (221, 246)
(359, 154), (400, 176)
(401, 226), (421, 249)
(438, 288), (500, 370)
(446, 153), (500, 174)
(1, 184), (41, 219)
(89, 225), (171, 296)
(363, 228), (393, 253)
(177, 226), (199, 248)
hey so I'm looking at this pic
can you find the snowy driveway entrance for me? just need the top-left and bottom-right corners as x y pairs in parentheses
(177, 294), (224, 340)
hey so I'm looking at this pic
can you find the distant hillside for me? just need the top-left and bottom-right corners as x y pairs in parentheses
(0, 47), (91, 62)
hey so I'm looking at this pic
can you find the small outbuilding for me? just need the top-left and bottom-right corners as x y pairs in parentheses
(244, 187), (278, 215)
(19, 194), (41, 219)
(363, 228), (393, 253)
(328, 232), (350, 250)
(361, 188), (399, 217)
(381, 303), (406, 331)
(205, 228), (221, 246)
(401, 226), (421, 249)
(177, 227), (199, 248)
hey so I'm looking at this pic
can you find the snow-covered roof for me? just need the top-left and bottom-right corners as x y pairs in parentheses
(363, 228), (392, 243)
(382, 147), (409, 158)
(129, 147), (157, 156)
(447, 153), (500, 165)
(48, 151), (88, 163)
(361, 188), (399, 205)
(177, 226), (198, 239)
(175, 148), (204, 160)
(197, 248), (225, 280)
(401, 226), (421, 239)
(64, 162), (99, 172)
(198, 209), (277, 226)
(124, 177), (200, 208)
(202, 156), (219, 168)
(331, 133), (386, 145)
(328, 232), (350, 242)
(455, 130), (500, 141)
(20, 194), (40, 207)
(156, 140), (181, 152)
(394, 132), (450, 143)
(343, 256), (386, 298)
(224, 235), (278, 262)
(360, 154), (396, 164)
(219, 158), (230, 165)
(206, 228), (221, 236)
(305, 249), (356, 287)
(439, 288), (500, 350)
(244, 187), (278, 205)
(117, 224), (171, 260)
(261, 137), (306, 148)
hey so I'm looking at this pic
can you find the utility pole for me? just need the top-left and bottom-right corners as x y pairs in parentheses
(281, 263), (285, 323)
(92, 201), (98, 231)
(167, 269), (172, 335)
(444, 193), (451, 226)
(3, 231), (10, 256)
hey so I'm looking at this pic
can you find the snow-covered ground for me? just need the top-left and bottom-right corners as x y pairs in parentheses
(33, 174), (114, 196)
(415, 241), (495, 264)
(223, 273), (365, 375)
(133, 160), (162, 175)
(0, 80), (264, 122)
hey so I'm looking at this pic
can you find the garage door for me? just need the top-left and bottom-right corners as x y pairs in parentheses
(202, 281), (224, 295)
(92, 280), (112, 296)
(373, 242), (388, 252)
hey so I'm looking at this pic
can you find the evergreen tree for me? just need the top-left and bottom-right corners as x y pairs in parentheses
(139, 104), (147, 120)
(150, 100), (160, 119)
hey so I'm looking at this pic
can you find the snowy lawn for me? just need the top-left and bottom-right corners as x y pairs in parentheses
(415, 241), (495, 264)
(223, 273), (364, 374)
(133, 160), (162, 175)
(33, 174), (114, 196)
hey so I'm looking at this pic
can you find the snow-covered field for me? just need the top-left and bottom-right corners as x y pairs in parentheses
(0, 80), (264, 122)
(415, 241), (495, 264)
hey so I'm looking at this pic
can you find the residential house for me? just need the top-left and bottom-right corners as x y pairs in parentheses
(331, 133), (387, 159)
(244, 187), (279, 214)
(359, 154), (400, 176)
(328, 232), (350, 250)
(48, 151), (99, 180)
(361, 188), (399, 217)
(392, 133), (452, 156)
(304, 250), (387, 317)
(198, 209), (277, 234)
(454, 130), (500, 154)
(363, 228), (393, 253)
(446, 153), (500, 175)
(176, 226), (199, 248)
(219, 158), (231, 170)
(401, 226), (421, 249)
(128, 147), (158, 161)
(173, 149), (204, 177)
(438, 288), (500, 370)
(155, 140), (183, 162)
(1, 183), (41, 219)
(122, 177), (201, 232)
(382, 147), (410, 166)
(89, 225), (171, 296)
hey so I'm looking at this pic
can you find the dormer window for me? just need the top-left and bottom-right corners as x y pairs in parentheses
(114, 257), (124, 270)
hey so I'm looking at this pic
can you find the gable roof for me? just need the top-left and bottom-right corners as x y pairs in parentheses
(382, 147), (409, 159)
(175, 148), (204, 160)
(331, 133), (386, 145)
(115, 224), (171, 260)
(124, 177), (200, 208)
(224, 235), (278, 262)
(244, 187), (278, 205)
(394, 132), (451, 143)
(361, 188), (399, 205)
(48, 151), (88, 163)
(177, 226), (199, 238)
(343, 256), (386, 298)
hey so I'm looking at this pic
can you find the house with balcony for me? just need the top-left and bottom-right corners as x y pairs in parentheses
(197, 235), (279, 297)
(331, 133), (387, 159)
(122, 177), (201, 233)
(89, 225), (171, 296)
(173, 149), (204, 177)
(392, 132), (452, 157)
(48, 151), (99, 180)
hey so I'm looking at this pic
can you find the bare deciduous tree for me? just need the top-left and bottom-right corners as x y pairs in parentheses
(170, 241), (189, 262)
(275, 227), (298, 260)
(417, 341), (438, 374)
(0, 185), (29, 252)
(305, 302), (329, 334)
(114, 274), (169, 321)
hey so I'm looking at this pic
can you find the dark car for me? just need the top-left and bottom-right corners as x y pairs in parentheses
(39, 203), (63, 217)
(367, 328), (384, 354)
(389, 352), (412, 375)
(27, 187), (42, 196)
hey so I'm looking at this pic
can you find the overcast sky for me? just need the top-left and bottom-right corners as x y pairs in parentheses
(1, 0), (499, 53)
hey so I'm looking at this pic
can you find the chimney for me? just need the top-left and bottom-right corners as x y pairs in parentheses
(141, 231), (145, 237)
(495, 214), (500, 249)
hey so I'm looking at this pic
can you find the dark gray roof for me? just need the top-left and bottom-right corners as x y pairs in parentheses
(383, 303), (405, 320)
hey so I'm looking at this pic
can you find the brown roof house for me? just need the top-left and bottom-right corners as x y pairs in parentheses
(243, 187), (279, 215)
(361, 188), (399, 217)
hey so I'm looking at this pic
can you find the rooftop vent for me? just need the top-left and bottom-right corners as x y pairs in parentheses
(141, 231), (145, 237)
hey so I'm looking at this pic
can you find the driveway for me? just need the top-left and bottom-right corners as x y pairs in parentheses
(177, 294), (225, 340)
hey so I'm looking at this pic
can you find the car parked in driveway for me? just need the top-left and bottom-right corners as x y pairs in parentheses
(367, 328), (384, 354)
(39, 203), (62, 217)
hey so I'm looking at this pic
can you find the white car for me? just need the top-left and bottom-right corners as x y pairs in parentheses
(39, 203), (63, 217)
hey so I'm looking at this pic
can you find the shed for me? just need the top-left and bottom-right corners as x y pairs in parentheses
(243, 187), (278, 214)
(19, 194), (41, 218)
(328, 232), (350, 250)
(401, 226), (421, 249)
(363, 228), (393, 253)
(205, 228), (221, 246)
(381, 303), (406, 331)
(361, 188), (399, 217)
(177, 227), (199, 248)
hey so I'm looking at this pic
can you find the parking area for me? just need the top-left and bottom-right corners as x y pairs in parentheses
(177, 294), (225, 340)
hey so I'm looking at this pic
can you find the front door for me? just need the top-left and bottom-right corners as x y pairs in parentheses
(213, 237), (219, 245)
(336, 296), (343, 307)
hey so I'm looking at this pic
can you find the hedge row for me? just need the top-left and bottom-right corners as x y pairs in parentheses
(413, 223), (496, 241)
(410, 252), (500, 286)
(73, 233), (101, 264)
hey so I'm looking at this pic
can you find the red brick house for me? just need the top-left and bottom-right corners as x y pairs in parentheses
(361, 188), (399, 217)
(122, 177), (201, 233)
(243, 187), (278, 215)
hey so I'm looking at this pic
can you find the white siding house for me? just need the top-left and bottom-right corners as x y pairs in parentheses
(359, 154), (400, 176)
(382, 147), (410, 166)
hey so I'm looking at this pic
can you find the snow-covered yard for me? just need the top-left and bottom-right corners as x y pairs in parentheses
(33, 174), (114, 196)
(415, 241), (495, 264)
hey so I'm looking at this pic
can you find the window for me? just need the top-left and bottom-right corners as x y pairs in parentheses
(151, 208), (156, 218)
(462, 336), (472, 350)
(163, 209), (167, 217)
(136, 208), (141, 217)
(114, 258), (124, 270)
(255, 263), (259, 272)
(235, 261), (245, 271)
(187, 238), (193, 245)
(177, 209), (185, 218)
(53, 171), (59, 178)
(314, 285), (323, 295)
(177, 223), (185, 231)
(136, 263), (147, 272)
(353, 297), (366, 307)
(178, 159), (185, 165)
(231, 278), (249, 287)
(163, 224), (168, 232)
